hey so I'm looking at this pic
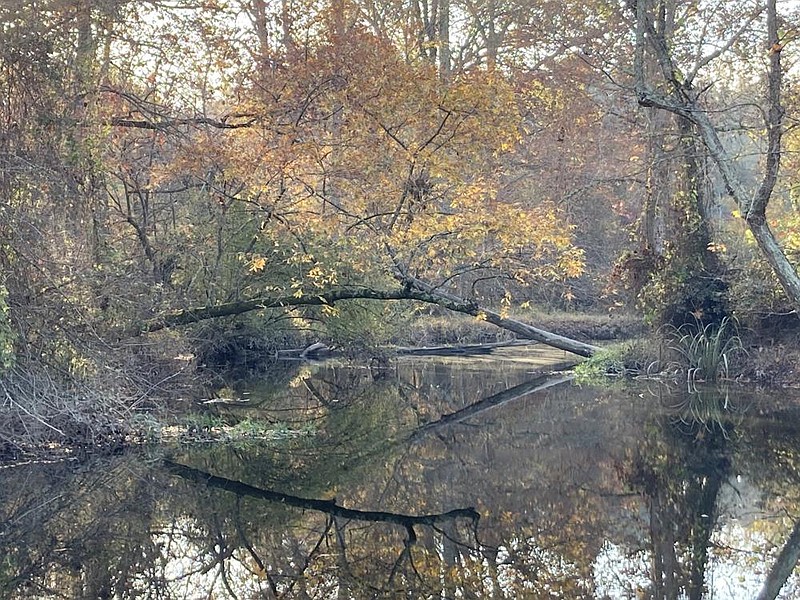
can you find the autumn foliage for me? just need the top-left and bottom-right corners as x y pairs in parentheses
(4, 0), (800, 391)
(134, 29), (585, 307)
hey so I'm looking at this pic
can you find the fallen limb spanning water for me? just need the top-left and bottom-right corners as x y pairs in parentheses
(131, 283), (600, 357)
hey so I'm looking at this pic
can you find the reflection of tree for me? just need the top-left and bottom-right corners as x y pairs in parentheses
(634, 428), (728, 599)
(757, 519), (800, 600)
(164, 459), (479, 532)
(735, 395), (800, 600)
(622, 386), (738, 600)
(175, 368), (608, 598)
(6, 366), (800, 598)
(0, 456), (167, 598)
(378, 373), (646, 597)
(181, 362), (420, 498)
(407, 373), (573, 441)
(164, 458), (491, 597)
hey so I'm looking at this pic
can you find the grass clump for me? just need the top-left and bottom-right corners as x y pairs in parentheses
(665, 317), (746, 383)
(574, 336), (672, 385)
(576, 320), (748, 386)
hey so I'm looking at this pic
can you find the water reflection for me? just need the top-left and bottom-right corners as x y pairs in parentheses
(2, 358), (800, 598)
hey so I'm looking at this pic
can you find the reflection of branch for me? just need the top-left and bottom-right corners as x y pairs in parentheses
(302, 378), (332, 406)
(333, 516), (353, 593)
(385, 544), (413, 589)
(233, 496), (278, 594)
(756, 518), (800, 600)
(163, 460), (480, 530)
(431, 521), (481, 554)
(283, 518), (332, 599)
(408, 374), (573, 442)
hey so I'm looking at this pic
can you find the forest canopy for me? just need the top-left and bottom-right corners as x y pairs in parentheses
(3, 0), (800, 438)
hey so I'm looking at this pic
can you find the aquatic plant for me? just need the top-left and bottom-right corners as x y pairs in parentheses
(666, 317), (746, 384)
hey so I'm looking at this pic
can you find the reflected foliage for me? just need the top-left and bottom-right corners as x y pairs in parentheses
(2, 361), (800, 598)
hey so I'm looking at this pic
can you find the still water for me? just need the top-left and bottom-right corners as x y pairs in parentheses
(3, 350), (800, 599)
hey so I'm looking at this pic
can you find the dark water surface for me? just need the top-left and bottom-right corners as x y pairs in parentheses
(3, 352), (800, 599)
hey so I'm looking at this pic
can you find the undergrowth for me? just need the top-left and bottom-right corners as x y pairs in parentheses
(664, 317), (747, 385)
(576, 318), (748, 387)
(574, 341), (653, 384)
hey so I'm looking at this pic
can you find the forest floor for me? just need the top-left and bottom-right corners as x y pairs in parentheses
(733, 335), (800, 386)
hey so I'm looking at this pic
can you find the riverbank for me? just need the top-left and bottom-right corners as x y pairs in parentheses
(389, 311), (645, 347)
(4, 308), (800, 466)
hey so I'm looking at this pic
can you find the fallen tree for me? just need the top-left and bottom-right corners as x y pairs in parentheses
(131, 282), (601, 358)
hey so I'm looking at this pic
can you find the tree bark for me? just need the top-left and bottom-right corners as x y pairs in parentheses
(132, 287), (415, 334)
(438, 0), (450, 79)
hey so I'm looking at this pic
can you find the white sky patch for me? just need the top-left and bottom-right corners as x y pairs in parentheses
(593, 520), (800, 600)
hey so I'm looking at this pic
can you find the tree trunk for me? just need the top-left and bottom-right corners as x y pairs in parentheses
(247, 0), (272, 75)
(438, 0), (450, 79)
(400, 275), (600, 356)
(641, 109), (669, 256)
(633, 0), (800, 317)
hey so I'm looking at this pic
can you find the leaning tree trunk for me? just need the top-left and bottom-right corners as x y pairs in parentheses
(399, 276), (599, 356)
(633, 0), (800, 317)
(756, 518), (800, 600)
(131, 283), (600, 357)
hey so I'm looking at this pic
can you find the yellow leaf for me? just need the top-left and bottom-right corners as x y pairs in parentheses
(249, 256), (267, 273)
